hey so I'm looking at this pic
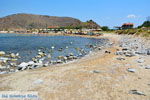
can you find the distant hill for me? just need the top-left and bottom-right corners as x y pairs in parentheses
(0, 13), (100, 30)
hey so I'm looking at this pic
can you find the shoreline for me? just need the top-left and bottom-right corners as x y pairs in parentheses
(0, 33), (150, 100)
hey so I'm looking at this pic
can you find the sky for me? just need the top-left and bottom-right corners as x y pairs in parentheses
(0, 0), (149, 28)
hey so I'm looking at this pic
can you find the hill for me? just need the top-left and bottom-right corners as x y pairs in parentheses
(0, 13), (100, 30)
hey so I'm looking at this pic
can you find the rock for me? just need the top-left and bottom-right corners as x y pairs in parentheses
(69, 53), (74, 56)
(127, 68), (136, 73)
(0, 57), (9, 62)
(15, 53), (19, 56)
(32, 63), (43, 68)
(105, 50), (111, 54)
(47, 54), (51, 59)
(63, 56), (67, 60)
(66, 46), (68, 49)
(18, 62), (29, 70)
(9, 69), (16, 72)
(73, 56), (78, 59)
(0, 66), (7, 70)
(28, 61), (35, 65)
(116, 57), (125, 61)
(145, 65), (150, 69)
(33, 79), (43, 84)
(147, 49), (150, 55)
(70, 42), (73, 44)
(58, 48), (63, 51)
(122, 48), (129, 51)
(137, 59), (145, 63)
(0, 51), (5, 56)
(0, 71), (8, 74)
(10, 63), (17, 67)
(115, 51), (123, 55)
(98, 47), (101, 50)
(10, 53), (16, 58)
(38, 52), (46, 57)
(10, 59), (18, 61)
(67, 56), (74, 60)
(89, 44), (94, 48)
(125, 52), (135, 57)
(43, 62), (49, 67)
(56, 60), (63, 63)
(51, 46), (55, 49)
(92, 70), (101, 73)
(129, 90), (146, 96)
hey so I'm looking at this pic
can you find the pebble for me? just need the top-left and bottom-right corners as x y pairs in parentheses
(92, 70), (101, 73)
(116, 57), (125, 61)
(145, 65), (150, 69)
(0, 51), (5, 56)
(127, 68), (136, 73)
(33, 79), (44, 84)
(137, 59), (145, 63)
(129, 90), (146, 96)
(105, 50), (111, 54)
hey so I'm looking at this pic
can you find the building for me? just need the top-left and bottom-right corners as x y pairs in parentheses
(122, 23), (134, 29)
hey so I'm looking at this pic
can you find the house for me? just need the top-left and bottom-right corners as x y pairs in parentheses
(122, 23), (134, 29)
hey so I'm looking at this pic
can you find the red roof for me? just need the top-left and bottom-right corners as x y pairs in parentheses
(48, 26), (59, 28)
(122, 23), (134, 26)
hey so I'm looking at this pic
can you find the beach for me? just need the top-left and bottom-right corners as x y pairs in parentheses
(0, 33), (150, 100)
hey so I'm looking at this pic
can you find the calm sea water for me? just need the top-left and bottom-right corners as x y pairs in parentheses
(0, 33), (107, 62)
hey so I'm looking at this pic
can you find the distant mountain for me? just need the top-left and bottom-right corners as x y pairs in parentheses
(0, 13), (100, 30)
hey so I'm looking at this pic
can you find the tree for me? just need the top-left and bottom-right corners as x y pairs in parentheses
(101, 26), (109, 31)
(138, 21), (150, 28)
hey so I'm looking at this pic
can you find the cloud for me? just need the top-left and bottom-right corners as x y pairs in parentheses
(127, 14), (137, 18)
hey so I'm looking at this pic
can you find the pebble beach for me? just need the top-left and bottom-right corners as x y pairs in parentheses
(0, 33), (150, 100)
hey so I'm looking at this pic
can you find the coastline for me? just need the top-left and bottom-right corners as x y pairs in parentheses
(0, 33), (150, 100)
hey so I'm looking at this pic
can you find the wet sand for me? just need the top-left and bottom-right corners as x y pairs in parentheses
(0, 33), (150, 100)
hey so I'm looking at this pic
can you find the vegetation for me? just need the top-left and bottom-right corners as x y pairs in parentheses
(101, 26), (110, 31)
(115, 28), (150, 37)
(138, 21), (150, 28)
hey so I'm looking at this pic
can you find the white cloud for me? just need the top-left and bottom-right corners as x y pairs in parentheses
(127, 14), (137, 18)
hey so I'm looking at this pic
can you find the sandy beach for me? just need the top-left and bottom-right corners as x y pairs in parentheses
(0, 33), (150, 100)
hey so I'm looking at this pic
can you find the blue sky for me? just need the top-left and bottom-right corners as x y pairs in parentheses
(0, 0), (149, 28)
